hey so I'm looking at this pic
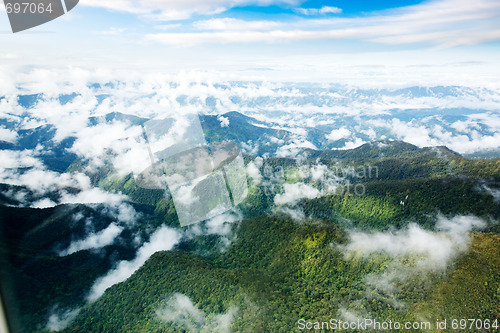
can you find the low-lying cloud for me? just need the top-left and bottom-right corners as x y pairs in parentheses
(186, 209), (243, 250)
(482, 184), (500, 202)
(340, 215), (486, 271)
(87, 225), (182, 302)
(274, 206), (306, 222)
(338, 215), (487, 309)
(46, 307), (81, 332)
(156, 293), (237, 333)
(274, 182), (320, 205)
(59, 223), (123, 256)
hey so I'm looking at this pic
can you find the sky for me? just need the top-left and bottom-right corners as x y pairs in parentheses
(1, 0), (500, 85)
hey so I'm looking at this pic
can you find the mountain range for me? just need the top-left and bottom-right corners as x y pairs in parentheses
(0, 108), (499, 332)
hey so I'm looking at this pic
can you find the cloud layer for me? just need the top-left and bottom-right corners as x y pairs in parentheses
(2, 70), (500, 167)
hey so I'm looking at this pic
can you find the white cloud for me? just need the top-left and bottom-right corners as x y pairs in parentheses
(274, 182), (320, 205)
(338, 215), (487, 308)
(69, 120), (150, 174)
(156, 294), (205, 330)
(59, 223), (123, 256)
(0, 126), (18, 142)
(341, 138), (366, 150)
(83, 0), (300, 21)
(246, 157), (263, 184)
(27, 95), (99, 142)
(146, 0), (500, 47)
(326, 127), (351, 141)
(240, 140), (260, 155)
(204, 209), (242, 236)
(376, 117), (500, 154)
(194, 18), (280, 31)
(2, 67), (500, 160)
(319, 6), (342, 14)
(295, 6), (342, 15)
(60, 188), (127, 205)
(360, 128), (377, 140)
(482, 185), (500, 202)
(156, 293), (237, 333)
(171, 180), (201, 206)
(0, 167), (92, 195)
(107, 203), (142, 226)
(269, 136), (284, 145)
(310, 163), (328, 181)
(340, 215), (486, 271)
(55, 203), (141, 257)
(0, 155), (134, 208)
(179, 209), (242, 252)
(32, 198), (58, 209)
(251, 162), (352, 204)
(217, 115), (230, 127)
(87, 225), (181, 302)
(274, 206), (306, 222)
(154, 24), (182, 30)
(276, 138), (317, 158)
(0, 150), (42, 170)
(46, 307), (80, 332)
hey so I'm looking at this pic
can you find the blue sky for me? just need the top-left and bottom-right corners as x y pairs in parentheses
(1, 0), (500, 85)
(226, 0), (425, 16)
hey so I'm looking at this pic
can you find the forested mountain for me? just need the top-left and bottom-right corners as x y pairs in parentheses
(0, 110), (499, 332)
